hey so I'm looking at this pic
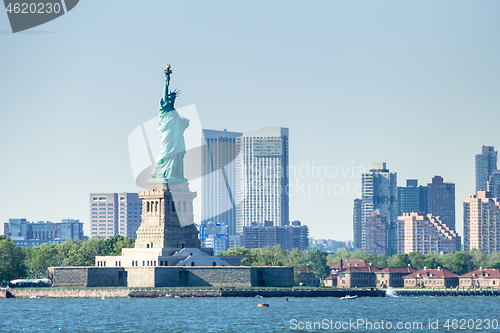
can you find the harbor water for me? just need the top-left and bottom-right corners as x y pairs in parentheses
(1, 295), (499, 332)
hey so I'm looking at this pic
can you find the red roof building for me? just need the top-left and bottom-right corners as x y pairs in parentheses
(331, 260), (381, 288)
(404, 268), (459, 289)
(376, 267), (417, 288)
(459, 269), (500, 289)
(330, 259), (382, 272)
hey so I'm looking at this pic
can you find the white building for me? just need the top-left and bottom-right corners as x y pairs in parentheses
(89, 193), (142, 239)
(235, 127), (289, 234)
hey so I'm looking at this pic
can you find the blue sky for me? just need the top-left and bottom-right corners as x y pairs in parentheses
(1, 1), (500, 240)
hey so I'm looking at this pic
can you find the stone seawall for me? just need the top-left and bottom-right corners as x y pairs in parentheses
(2, 288), (384, 298)
(396, 288), (500, 297)
(7, 288), (131, 298)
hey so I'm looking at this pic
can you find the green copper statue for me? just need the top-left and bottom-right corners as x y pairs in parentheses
(150, 64), (189, 183)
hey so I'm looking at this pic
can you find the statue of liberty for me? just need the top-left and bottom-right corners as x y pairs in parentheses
(150, 64), (189, 183)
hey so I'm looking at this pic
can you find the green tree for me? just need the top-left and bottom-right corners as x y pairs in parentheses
(422, 255), (441, 269)
(23, 243), (59, 278)
(487, 252), (500, 269)
(408, 252), (426, 269)
(445, 251), (474, 275)
(283, 248), (308, 268)
(252, 247), (283, 266)
(102, 235), (135, 256)
(470, 249), (487, 269)
(0, 236), (26, 284)
(303, 248), (330, 279)
(63, 237), (104, 266)
(389, 254), (410, 267)
(56, 239), (79, 266)
(218, 246), (258, 266)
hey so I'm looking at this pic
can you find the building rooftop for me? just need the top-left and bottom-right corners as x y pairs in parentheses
(404, 268), (459, 278)
(377, 267), (417, 274)
(460, 268), (500, 278)
(330, 259), (382, 272)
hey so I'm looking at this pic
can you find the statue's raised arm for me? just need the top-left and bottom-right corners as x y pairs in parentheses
(162, 64), (172, 104)
(160, 64), (179, 113)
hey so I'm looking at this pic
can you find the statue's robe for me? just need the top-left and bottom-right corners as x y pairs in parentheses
(150, 97), (189, 183)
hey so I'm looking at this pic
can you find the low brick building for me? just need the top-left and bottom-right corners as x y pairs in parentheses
(294, 267), (320, 287)
(376, 267), (417, 288)
(337, 266), (378, 288)
(323, 274), (337, 287)
(459, 268), (500, 289)
(404, 268), (459, 289)
(331, 259), (381, 288)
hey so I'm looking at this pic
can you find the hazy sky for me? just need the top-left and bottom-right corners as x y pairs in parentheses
(1, 1), (500, 240)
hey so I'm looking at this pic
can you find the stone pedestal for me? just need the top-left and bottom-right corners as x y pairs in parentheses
(135, 182), (200, 249)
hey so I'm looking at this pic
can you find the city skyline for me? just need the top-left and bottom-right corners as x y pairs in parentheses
(2, 1), (500, 240)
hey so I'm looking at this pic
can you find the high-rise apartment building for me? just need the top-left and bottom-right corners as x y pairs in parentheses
(397, 213), (460, 254)
(364, 210), (387, 256)
(427, 176), (455, 231)
(235, 127), (289, 234)
(353, 198), (362, 249)
(398, 179), (428, 215)
(464, 191), (500, 254)
(201, 129), (242, 235)
(361, 162), (397, 255)
(89, 193), (142, 239)
(476, 145), (497, 192)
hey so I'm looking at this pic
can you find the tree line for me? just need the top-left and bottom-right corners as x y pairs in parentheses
(0, 235), (134, 284)
(3, 234), (500, 285)
(220, 246), (500, 277)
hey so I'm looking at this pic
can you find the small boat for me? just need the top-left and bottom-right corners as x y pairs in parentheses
(258, 303), (270, 307)
(29, 295), (37, 299)
(340, 295), (358, 300)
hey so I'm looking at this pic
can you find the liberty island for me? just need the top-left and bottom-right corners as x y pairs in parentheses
(47, 65), (293, 288)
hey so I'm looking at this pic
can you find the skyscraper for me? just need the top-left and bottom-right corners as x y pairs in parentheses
(475, 145), (497, 192)
(353, 198), (362, 249)
(427, 176), (455, 231)
(201, 129), (242, 235)
(397, 179), (428, 216)
(235, 127), (289, 234)
(464, 191), (500, 254)
(487, 169), (500, 198)
(89, 193), (142, 239)
(361, 162), (397, 256)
